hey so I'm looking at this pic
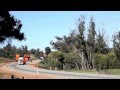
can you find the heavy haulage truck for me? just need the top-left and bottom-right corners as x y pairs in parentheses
(15, 54), (30, 65)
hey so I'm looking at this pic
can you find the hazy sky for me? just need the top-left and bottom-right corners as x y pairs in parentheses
(5, 11), (120, 51)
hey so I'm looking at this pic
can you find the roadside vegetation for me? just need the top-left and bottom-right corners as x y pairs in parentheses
(39, 16), (120, 75)
(0, 44), (44, 63)
(0, 57), (14, 63)
(102, 69), (120, 75)
(65, 69), (98, 74)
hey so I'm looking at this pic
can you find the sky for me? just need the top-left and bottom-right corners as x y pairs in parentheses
(3, 11), (120, 51)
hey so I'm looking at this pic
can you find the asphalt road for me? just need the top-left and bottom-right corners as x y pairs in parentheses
(6, 62), (120, 79)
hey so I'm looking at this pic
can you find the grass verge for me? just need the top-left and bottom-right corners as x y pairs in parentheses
(101, 69), (120, 75)
(64, 69), (99, 74)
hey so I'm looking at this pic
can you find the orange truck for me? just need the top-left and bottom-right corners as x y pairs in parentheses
(23, 54), (30, 62)
(15, 54), (20, 62)
(16, 54), (30, 65)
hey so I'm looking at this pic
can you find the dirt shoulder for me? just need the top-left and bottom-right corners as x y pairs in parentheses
(0, 60), (63, 79)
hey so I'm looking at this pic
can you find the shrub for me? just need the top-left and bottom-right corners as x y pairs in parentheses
(63, 52), (81, 70)
(94, 52), (120, 71)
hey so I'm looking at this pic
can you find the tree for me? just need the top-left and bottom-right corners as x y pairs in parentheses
(50, 16), (90, 69)
(63, 52), (81, 70)
(3, 44), (12, 58)
(74, 16), (89, 69)
(113, 31), (120, 61)
(0, 11), (25, 43)
(40, 51), (44, 57)
(34, 48), (40, 58)
(1, 44), (17, 59)
(45, 47), (51, 56)
(50, 36), (72, 53)
(87, 17), (96, 69)
(49, 15), (117, 70)
(30, 48), (35, 54)
(95, 30), (108, 54)
(47, 51), (64, 69)
(24, 45), (28, 54)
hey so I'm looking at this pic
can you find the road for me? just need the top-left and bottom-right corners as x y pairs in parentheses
(5, 61), (120, 79)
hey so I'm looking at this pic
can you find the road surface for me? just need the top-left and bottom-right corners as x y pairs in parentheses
(5, 61), (120, 79)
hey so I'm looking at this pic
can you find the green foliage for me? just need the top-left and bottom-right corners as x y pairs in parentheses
(94, 52), (120, 71)
(40, 59), (62, 70)
(87, 17), (96, 69)
(30, 48), (43, 59)
(42, 15), (120, 71)
(0, 44), (16, 59)
(63, 52), (81, 70)
(0, 44), (32, 59)
(95, 31), (109, 54)
(49, 15), (119, 70)
(0, 11), (25, 43)
(47, 51), (64, 69)
(113, 31), (120, 61)
(34, 48), (40, 58)
(40, 59), (53, 67)
(102, 69), (120, 75)
(45, 47), (51, 56)
(48, 51), (63, 60)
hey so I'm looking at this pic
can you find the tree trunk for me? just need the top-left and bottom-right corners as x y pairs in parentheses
(79, 52), (85, 69)
(88, 50), (95, 69)
(74, 60), (79, 69)
(92, 53), (95, 69)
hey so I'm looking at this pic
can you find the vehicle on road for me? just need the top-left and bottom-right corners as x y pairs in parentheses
(15, 54), (20, 62)
(17, 54), (30, 65)
(18, 57), (25, 65)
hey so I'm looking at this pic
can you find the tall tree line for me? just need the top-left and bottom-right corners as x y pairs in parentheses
(49, 16), (119, 70)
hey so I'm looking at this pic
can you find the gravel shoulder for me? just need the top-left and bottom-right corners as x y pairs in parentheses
(0, 60), (64, 79)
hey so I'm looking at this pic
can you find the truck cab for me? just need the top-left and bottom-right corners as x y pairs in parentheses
(17, 54), (30, 65)
(18, 57), (26, 65)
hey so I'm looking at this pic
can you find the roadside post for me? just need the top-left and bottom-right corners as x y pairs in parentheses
(11, 75), (14, 79)
(36, 69), (39, 74)
(50, 67), (51, 70)
(12, 66), (13, 70)
(55, 67), (57, 71)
